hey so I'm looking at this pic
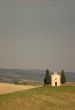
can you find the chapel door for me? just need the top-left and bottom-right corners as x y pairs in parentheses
(55, 82), (57, 86)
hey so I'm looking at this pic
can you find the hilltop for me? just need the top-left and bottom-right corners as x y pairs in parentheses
(0, 86), (75, 110)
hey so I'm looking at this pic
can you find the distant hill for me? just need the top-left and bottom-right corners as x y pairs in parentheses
(0, 68), (75, 83)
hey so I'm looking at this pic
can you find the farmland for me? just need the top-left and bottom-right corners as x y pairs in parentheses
(0, 85), (75, 110)
(0, 83), (36, 95)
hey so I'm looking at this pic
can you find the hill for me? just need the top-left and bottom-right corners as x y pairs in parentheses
(0, 68), (75, 83)
(0, 86), (75, 110)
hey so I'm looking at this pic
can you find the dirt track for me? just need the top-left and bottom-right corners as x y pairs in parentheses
(0, 83), (36, 95)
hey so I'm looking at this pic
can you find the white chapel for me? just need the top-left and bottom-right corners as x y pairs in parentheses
(51, 72), (61, 86)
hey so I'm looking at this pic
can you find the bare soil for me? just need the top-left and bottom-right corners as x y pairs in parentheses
(62, 82), (75, 86)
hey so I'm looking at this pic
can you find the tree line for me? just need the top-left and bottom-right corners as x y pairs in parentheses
(44, 69), (66, 84)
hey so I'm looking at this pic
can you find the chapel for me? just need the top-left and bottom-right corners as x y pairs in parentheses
(51, 72), (61, 86)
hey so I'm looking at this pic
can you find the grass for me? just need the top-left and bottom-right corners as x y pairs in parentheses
(0, 86), (75, 110)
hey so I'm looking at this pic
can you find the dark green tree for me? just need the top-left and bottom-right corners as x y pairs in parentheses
(44, 69), (51, 84)
(61, 69), (66, 84)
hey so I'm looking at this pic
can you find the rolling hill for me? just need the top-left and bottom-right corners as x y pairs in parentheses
(0, 68), (75, 83)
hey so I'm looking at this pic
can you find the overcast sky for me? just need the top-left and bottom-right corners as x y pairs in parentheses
(0, 0), (75, 72)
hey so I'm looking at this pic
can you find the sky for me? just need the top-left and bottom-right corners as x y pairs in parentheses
(0, 0), (75, 72)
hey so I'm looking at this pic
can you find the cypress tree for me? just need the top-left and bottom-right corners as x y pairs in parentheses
(61, 69), (66, 84)
(44, 69), (51, 84)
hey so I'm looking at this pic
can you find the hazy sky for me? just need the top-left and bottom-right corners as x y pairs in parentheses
(0, 0), (75, 72)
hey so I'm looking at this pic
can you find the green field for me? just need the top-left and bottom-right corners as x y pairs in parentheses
(0, 86), (75, 110)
